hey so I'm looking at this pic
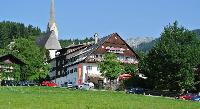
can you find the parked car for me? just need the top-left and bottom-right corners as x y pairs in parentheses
(178, 93), (197, 100)
(66, 82), (73, 88)
(81, 82), (94, 90)
(1, 80), (16, 86)
(126, 88), (145, 94)
(191, 96), (200, 102)
(41, 81), (57, 87)
(17, 81), (37, 86)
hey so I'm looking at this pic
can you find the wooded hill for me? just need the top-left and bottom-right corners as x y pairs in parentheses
(0, 21), (42, 49)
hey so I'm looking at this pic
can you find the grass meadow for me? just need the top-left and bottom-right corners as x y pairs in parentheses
(0, 87), (199, 109)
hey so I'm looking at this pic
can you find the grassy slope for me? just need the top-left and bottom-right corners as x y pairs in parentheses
(0, 87), (199, 109)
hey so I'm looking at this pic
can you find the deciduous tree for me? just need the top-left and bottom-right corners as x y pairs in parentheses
(140, 21), (200, 91)
(7, 37), (49, 81)
(99, 53), (124, 88)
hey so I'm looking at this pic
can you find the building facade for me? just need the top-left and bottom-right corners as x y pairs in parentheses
(0, 54), (25, 83)
(50, 33), (139, 87)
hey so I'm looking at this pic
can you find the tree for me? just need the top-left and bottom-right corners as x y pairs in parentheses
(99, 53), (124, 88)
(140, 21), (200, 91)
(124, 64), (137, 75)
(7, 37), (49, 81)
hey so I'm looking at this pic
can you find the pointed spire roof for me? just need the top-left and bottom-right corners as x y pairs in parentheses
(36, 0), (61, 51)
(48, 0), (56, 29)
(36, 31), (61, 50)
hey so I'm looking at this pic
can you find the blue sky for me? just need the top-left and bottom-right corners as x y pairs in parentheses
(0, 0), (199, 40)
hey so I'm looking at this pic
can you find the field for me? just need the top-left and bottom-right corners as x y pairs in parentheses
(0, 87), (199, 109)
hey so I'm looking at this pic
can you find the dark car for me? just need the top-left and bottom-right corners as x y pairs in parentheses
(126, 88), (145, 94)
(1, 80), (16, 86)
(16, 81), (37, 86)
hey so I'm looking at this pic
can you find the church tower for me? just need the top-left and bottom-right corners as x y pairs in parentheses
(36, 0), (61, 59)
(47, 0), (59, 39)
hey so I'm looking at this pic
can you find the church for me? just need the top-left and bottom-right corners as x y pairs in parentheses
(36, 0), (61, 60)
(39, 0), (139, 87)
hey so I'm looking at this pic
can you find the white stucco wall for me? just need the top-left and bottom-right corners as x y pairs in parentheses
(66, 65), (78, 86)
(49, 50), (57, 59)
(65, 63), (101, 86)
(49, 59), (56, 78)
(54, 76), (67, 87)
(82, 63), (101, 82)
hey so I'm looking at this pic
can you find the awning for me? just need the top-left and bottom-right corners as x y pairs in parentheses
(119, 74), (132, 80)
(88, 73), (104, 79)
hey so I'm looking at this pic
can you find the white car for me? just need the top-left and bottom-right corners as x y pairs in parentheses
(82, 82), (94, 90)
(67, 83), (73, 88)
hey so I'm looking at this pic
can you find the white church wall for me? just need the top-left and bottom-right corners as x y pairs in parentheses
(49, 50), (57, 59)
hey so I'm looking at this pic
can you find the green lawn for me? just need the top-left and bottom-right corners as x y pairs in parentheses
(0, 87), (199, 109)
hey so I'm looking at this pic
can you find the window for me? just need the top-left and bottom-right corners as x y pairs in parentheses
(58, 71), (60, 76)
(67, 70), (69, 75)
(96, 55), (98, 58)
(74, 68), (77, 72)
(63, 60), (65, 64)
(100, 55), (102, 58)
(90, 55), (94, 58)
(86, 66), (92, 71)
(57, 61), (60, 66)
(70, 69), (74, 73)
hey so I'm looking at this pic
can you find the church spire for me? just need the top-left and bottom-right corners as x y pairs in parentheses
(50, 0), (55, 24)
(47, 0), (59, 39)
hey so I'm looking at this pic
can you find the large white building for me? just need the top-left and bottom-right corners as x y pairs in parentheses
(50, 33), (139, 87)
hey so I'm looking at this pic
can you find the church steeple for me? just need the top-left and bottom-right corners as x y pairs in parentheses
(50, 0), (55, 26)
(36, 0), (61, 60)
(47, 0), (58, 39)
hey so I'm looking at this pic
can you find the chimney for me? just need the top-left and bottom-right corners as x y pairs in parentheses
(94, 33), (99, 44)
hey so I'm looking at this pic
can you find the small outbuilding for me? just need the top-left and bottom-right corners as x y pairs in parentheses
(0, 54), (25, 84)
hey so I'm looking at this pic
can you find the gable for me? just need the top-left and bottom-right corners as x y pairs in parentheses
(0, 54), (25, 65)
(95, 33), (139, 58)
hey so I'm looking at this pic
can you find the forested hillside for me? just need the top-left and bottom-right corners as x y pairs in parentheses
(0, 21), (42, 48)
(59, 37), (94, 48)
